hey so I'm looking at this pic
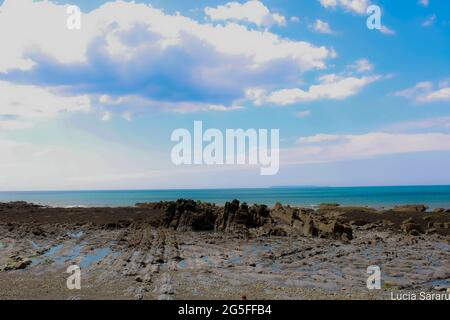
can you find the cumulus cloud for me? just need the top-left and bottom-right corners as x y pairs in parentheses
(318, 0), (394, 35)
(311, 19), (334, 34)
(0, 0), (333, 115)
(319, 0), (370, 15)
(284, 132), (450, 164)
(395, 81), (450, 103)
(204, 0), (286, 28)
(248, 72), (380, 106)
(0, 80), (91, 129)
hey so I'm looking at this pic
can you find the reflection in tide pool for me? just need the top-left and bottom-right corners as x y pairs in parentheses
(80, 247), (112, 268)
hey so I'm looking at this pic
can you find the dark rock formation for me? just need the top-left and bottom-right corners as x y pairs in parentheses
(287, 207), (353, 240)
(393, 205), (428, 212)
(215, 200), (272, 233)
(162, 199), (217, 231)
(153, 199), (273, 234)
(2, 201), (450, 242)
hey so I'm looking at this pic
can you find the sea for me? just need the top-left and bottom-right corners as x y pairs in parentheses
(1, 185), (450, 209)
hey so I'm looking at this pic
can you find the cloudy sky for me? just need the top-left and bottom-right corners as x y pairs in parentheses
(0, 0), (450, 190)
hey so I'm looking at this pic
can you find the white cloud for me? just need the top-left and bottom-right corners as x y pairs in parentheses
(250, 73), (380, 106)
(297, 133), (341, 144)
(422, 14), (437, 27)
(424, 88), (450, 102)
(285, 132), (450, 164)
(395, 81), (450, 103)
(349, 58), (373, 72)
(319, 0), (370, 15)
(290, 16), (300, 23)
(97, 93), (243, 114)
(244, 88), (267, 106)
(0, 0), (326, 70)
(0, 119), (33, 130)
(311, 19), (334, 34)
(0, 80), (91, 129)
(387, 116), (450, 132)
(204, 0), (286, 28)
(0, 0), (334, 114)
(0, 0), (87, 72)
(99, 95), (124, 105)
(295, 110), (311, 118)
(418, 0), (430, 7)
(395, 81), (430, 99)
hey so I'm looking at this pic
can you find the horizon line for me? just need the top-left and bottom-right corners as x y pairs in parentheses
(1, 184), (450, 193)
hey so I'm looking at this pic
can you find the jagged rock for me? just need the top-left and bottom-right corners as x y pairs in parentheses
(316, 220), (353, 240)
(163, 199), (217, 231)
(433, 208), (445, 213)
(139, 199), (274, 234)
(393, 205), (428, 212)
(215, 200), (272, 233)
(215, 200), (240, 232)
(291, 210), (352, 240)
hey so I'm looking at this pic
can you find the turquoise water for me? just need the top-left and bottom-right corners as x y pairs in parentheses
(1, 186), (450, 209)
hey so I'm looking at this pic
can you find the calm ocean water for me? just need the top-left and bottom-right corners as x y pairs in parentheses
(1, 186), (450, 209)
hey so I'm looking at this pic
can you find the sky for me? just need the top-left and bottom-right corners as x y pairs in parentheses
(0, 0), (449, 190)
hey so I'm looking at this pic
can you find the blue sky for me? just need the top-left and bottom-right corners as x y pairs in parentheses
(0, 0), (449, 190)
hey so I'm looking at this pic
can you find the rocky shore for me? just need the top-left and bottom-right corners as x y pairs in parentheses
(0, 200), (449, 300)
